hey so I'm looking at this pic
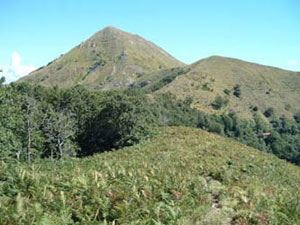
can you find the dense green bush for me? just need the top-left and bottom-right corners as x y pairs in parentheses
(153, 93), (199, 127)
(132, 67), (190, 92)
(223, 88), (231, 95)
(150, 75), (177, 91)
(211, 95), (229, 109)
(294, 112), (300, 123)
(81, 94), (158, 154)
(252, 105), (258, 111)
(233, 84), (241, 97)
(264, 107), (275, 118)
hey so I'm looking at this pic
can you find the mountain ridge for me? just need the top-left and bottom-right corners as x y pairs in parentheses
(19, 26), (184, 89)
(193, 55), (299, 72)
(155, 55), (300, 118)
(18, 27), (300, 119)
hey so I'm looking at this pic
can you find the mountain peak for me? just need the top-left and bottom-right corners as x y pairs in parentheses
(103, 25), (119, 31)
(100, 26), (124, 34)
(20, 27), (183, 89)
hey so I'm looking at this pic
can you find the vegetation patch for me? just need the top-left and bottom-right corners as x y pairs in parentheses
(131, 67), (191, 92)
(211, 96), (229, 110)
(233, 84), (241, 98)
(1, 82), (300, 164)
(264, 107), (275, 118)
(0, 127), (300, 224)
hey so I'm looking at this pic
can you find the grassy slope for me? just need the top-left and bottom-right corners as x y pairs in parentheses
(19, 27), (300, 119)
(157, 56), (300, 119)
(19, 26), (184, 89)
(1, 127), (300, 224)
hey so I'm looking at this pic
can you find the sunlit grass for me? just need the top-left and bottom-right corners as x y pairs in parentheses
(1, 127), (300, 224)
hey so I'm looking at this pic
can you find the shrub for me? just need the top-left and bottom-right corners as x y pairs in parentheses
(223, 88), (231, 95)
(154, 93), (198, 127)
(184, 96), (194, 105)
(285, 103), (291, 111)
(294, 112), (300, 124)
(151, 75), (176, 91)
(207, 120), (224, 134)
(211, 96), (229, 110)
(264, 107), (275, 118)
(202, 82), (213, 92)
(233, 85), (241, 97)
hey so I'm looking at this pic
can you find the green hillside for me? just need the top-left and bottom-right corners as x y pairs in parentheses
(18, 27), (300, 121)
(1, 127), (300, 224)
(19, 26), (184, 89)
(156, 56), (300, 119)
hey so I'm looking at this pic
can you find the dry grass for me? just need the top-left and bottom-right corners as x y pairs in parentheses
(158, 56), (300, 119)
(1, 127), (300, 224)
(19, 26), (183, 89)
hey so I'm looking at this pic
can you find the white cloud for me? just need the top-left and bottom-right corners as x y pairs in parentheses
(288, 59), (297, 66)
(0, 52), (36, 83)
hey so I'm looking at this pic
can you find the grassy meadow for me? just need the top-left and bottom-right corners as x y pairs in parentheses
(1, 127), (300, 224)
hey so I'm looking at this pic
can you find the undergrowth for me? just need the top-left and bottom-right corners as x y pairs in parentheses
(0, 127), (300, 224)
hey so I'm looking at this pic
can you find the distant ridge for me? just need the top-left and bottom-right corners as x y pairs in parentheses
(157, 55), (300, 118)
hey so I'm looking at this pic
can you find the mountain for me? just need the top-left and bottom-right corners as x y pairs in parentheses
(19, 27), (300, 119)
(155, 56), (300, 118)
(19, 26), (184, 89)
(2, 127), (300, 224)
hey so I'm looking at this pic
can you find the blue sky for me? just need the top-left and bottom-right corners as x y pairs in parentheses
(1, 0), (299, 82)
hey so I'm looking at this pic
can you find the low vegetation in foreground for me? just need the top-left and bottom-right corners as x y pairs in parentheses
(1, 127), (300, 224)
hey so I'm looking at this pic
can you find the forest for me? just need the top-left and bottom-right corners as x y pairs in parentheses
(1, 77), (300, 165)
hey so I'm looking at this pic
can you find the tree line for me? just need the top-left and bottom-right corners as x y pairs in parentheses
(1, 79), (300, 164)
